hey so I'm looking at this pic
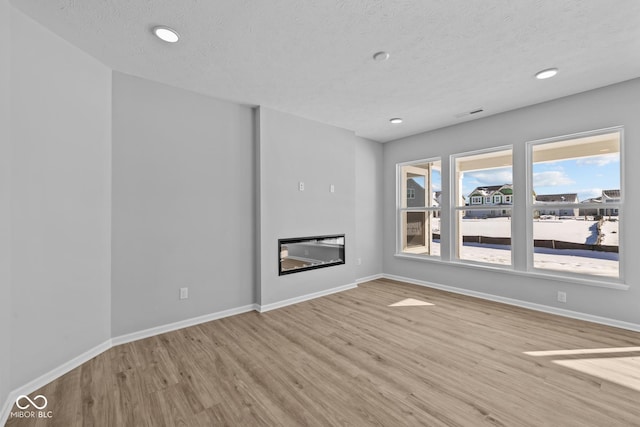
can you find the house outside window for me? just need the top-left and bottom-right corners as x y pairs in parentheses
(453, 147), (513, 266)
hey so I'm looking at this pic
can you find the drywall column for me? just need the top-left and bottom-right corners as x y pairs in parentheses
(257, 107), (357, 306)
(355, 138), (384, 280)
(9, 8), (112, 389)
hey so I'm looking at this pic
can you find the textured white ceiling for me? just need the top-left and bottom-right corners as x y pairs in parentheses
(11, 0), (640, 142)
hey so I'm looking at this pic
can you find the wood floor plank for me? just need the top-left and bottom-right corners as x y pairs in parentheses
(5, 279), (640, 426)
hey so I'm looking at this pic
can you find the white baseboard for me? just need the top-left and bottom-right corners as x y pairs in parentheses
(111, 304), (259, 346)
(355, 273), (384, 284)
(0, 391), (11, 427)
(382, 273), (640, 333)
(1, 339), (112, 426)
(259, 282), (358, 312)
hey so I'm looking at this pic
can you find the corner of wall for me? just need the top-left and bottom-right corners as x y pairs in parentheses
(254, 106), (262, 306)
(0, 0), (13, 422)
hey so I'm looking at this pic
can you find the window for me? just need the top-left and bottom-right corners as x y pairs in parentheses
(453, 147), (513, 266)
(528, 128), (622, 279)
(398, 159), (441, 257)
(395, 127), (623, 287)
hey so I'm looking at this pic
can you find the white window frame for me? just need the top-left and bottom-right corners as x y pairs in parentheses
(450, 146), (514, 269)
(394, 128), (627, 290)
(525, 126), (624, 283)
(396, 158), (441, 258)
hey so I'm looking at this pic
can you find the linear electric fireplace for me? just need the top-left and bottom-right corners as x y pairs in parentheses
(278, 234), (345, 275)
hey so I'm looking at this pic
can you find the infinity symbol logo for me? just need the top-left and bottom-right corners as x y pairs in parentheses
(16, 394), (48, 410)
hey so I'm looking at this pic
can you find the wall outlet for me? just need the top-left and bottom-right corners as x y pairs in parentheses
(557, 291), (567, 303)
(180, 287), (189, 300)
(330, 184), (335, 193)
(356, 258), (362, 265)
(299, 181), (304, 191)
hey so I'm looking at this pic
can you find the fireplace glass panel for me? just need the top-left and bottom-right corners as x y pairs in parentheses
(279, 235), (345, 275)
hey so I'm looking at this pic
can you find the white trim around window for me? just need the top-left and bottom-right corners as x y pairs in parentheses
(396, 158), (442, 258)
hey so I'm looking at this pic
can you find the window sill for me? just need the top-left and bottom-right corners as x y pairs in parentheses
(393, 253), (629, 291)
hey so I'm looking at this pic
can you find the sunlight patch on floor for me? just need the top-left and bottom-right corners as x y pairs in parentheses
(388, 298), (434, 307)
(553, 357), (640, 392)
(524, 347), (640, 392)
(524, 347), (640, 357)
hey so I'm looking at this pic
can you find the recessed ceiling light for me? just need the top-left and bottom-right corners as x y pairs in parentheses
(390, 118), (403, 124)
(373, 51), (390, 61)
(535, 68), (558, 80)
(153, 26), (180, 43)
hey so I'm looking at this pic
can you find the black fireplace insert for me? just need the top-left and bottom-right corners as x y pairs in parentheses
(278, 234), (345, 275)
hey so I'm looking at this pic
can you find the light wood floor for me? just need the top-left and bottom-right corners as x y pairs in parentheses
(6, 278), (640, 426)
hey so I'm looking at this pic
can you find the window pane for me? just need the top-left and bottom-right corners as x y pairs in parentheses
(532, 131), (620, 206)
(531, 130), (621, 279)
(457, 210), (511, 265)
(454, 148), (512, 208)
(454, 148), (512, 266)
(398, 158), (441, 258)
(401, 211), (441, 256)
(401, 160), (441, 208)
(533, 214), (619, 278)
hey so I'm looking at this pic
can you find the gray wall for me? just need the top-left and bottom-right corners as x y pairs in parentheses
(257, 107), (357, 305)
(355, 138), (384, 279)
(0, 0), (11, 411)
(384, 78), (640, 325)
(9, 7), (112, 388)
(111, 73), (255, 336)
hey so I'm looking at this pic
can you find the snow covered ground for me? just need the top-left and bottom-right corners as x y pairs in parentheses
(459, 245), (618, 277)
(452, 217), (619, 245)
(533, 250), (618, 277)
(532, 219), (598, 244)
(422, 217), (620, 277)
(600, 220), (619, 246)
